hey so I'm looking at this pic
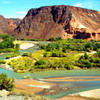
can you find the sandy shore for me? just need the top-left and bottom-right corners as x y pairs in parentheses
(44, 76), (100, 82)
(58, 96), (98, 100)
(0, 64), (13, 71)
(15, 79), (56, 94)
(69, 89), (100, 99)
(20, 43), (34, 50)
(58, 89), (100, 100)
(5, 55), (21, 63)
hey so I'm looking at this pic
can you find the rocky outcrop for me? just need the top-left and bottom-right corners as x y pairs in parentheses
(13, 5), (100, 40)
(0, 15), (21, 35)
(9, 18), (21, 26)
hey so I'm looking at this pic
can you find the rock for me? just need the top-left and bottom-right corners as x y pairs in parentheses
(0, 89), (9, 96)
(13, 5), (100, 40)
(0, 15), (21, 35)
(0, 64), (14, 71)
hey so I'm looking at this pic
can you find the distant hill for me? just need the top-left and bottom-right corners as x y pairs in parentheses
(0, 15), (21, 35)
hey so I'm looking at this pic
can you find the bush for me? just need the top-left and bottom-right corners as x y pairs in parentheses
(15, 43), (20, 49)
(48, 37), (56, 41)
(22, 52), (31, 57)
(0, 60), (6, 64)
(6, 53), (19, 59)
(79, 60), (92, 68)
(41, 39), (100, 52)
(8, 57), (35, 72)
(64, 63), (74, 70)
(35, 60), (46, 66)
(0, 74), (14, 91)
(34, 59), (74, 70)
(77, 52), (100, 68)
(44, 52), (51, 57)
(0, 48), (16, 53)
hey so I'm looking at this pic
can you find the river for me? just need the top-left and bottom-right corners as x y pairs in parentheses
(0, 41), (100, 99)
(0, 68), (100, 98)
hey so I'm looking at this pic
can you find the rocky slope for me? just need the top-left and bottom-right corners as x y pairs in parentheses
(13, 5), (100, 40)
(0, 15), (21, 34)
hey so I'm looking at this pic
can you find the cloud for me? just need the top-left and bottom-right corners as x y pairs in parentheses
(73, 2), (94, 8)
(1, 1), (10, 4)
(73, 3), (83, 7)
(16, 11), (27, 15)
(16, 15), (25, 19)
(5, 15), (25, 19)
(15, 11), (27, 18)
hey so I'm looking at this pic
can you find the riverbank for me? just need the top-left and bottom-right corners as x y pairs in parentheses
(43, 76), (100, 82)
(20, 43), (34, 50)
(15, 79), (56, 95)
(0, 64), (13, 71)
(58, 89), (100, 100)
(0, 68), (100, 99)
(69, 89), (100, 99)
(58, 96), (99, 100)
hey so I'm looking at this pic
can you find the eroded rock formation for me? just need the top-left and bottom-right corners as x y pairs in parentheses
(12, 5), (100, 40)
(0, 15), (21, 34)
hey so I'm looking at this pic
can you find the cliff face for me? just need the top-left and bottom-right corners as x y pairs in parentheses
(13, 5), (100, 40)
(0, 16), (21, 35)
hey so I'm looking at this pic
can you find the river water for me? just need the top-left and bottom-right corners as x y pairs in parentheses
(0, 68), (100, 98)
(0, 41), (100, 98)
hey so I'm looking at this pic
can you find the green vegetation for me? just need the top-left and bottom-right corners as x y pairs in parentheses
(40, 39), (100, 52)
(0, 35), (20, 53)
(77, 51), (100, 68)
(22, 52), (31, 57)
(6, 52), (20, 59)
(44, 50), (67, 57)
(0, 35), (15, 49)
(48, 37), (62, 41)
(0, 74), (14, 91)
(0, 48), (17, 53)
(8, 57), (35, 72)
(31, 50), (45, 60)
(0, 60), (6, 64)
(34, 59), (74, 70)
(7, 39), (100, 72)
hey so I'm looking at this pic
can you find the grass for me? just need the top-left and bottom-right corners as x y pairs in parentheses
(31, 50), (45, 60)
(32, 50), (83, 69)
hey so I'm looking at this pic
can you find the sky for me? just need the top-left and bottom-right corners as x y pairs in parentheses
(0, 0), (100, 19)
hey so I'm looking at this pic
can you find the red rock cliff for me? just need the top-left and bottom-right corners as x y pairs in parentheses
(13, 5), (100, 40)
(0, 15), (21, 35)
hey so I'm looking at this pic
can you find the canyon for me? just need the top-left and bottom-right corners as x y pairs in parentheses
(0, 5), (100, 40)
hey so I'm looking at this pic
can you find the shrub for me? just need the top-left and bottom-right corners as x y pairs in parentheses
(15, 43), (20, 49)
(0, 74), (14, 91)
(6, 53), (19, 59)
(64, 63), (74, 70)
(48, 37), (56, 41)
(35, 60), (46, 66)
(0, 60), (6, 64)
(44, 52), (51, 57)
(77, 52), (100, 68)
(8, 57), (35, 72)
(22, 52), (31, 57)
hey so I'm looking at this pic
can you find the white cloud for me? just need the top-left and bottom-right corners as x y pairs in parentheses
(5, 15), (25, 19)
(73, 2), (94, 8)
(16, 11), (27, 15)
(74, 3), (83, 7)
(16, 15), (25, 19)
(1, 1), (10, 4)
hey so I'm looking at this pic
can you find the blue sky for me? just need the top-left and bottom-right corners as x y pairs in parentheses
(0, 0), (100, 18)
